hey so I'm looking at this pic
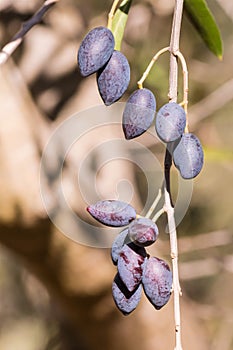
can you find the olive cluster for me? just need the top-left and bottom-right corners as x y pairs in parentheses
(123, 96), (204, 179)
(155, 103), (204, 179)
(78, 26), (130, 105)
(87, 200), (172, 315)
(78, 22), (204, 316)
(78, 27), (204, 180)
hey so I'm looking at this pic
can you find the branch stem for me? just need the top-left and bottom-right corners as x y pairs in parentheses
(166, 1), (184, 349)
(168, 0), (184, 102)
(0, 0), (59, 65)
(164, 188), (183, 350)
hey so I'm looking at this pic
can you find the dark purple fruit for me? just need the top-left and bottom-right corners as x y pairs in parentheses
(111, 228), (130, 265)
(142, 257), (172, 310)
(173, 133), (204, 179)
(117, 243), (147, 291)
(112, 273), (142, 315)
(78, 26), (115, 77)
(86, 200), (136, 227)
(128, 217), (159, 247)
(155, 102), (186, 142)
(97, 50), (130, 105)
(122, 88), (156, 139)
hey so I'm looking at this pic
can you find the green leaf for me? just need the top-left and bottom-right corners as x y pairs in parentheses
(111, 0), (132, 51)
(184, 0), (223, 59)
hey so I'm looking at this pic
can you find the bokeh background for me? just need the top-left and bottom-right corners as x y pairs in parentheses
(0, 0), (233, 349)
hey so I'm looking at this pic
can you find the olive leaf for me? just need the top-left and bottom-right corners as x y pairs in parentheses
(184, 0), (223, 59)
(111, 0), (132, 51)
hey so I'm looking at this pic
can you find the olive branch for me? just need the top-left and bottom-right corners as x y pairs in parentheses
(0, 0), (59, 65)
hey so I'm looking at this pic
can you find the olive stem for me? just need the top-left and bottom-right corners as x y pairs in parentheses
(137, 47), (170, 89)
(166, 0), (184, 349)
(0, 0), (59, 65)
(151, 208), (165, 223)
(145, 188), (162, 219)
(107, 0), (121, 30)
(175, 51), (189, 132)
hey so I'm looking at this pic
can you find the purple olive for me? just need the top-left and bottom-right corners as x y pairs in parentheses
(142, 257), (172, 310)
(97, 50), (130, 105)
(128, 217), (159, 247)
(122, 88), (156, 139)
(117, 243), (147, 291)
(87, 200), (136, 227)
(155, 102), (186, 143)
(111, 228), (130, 265)
(112, 273), (142, 315)
(78, 26), (115, 77)
(173, 133), (204, 179)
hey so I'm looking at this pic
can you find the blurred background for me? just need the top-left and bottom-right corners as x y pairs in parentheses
(0, 0), (233, 349)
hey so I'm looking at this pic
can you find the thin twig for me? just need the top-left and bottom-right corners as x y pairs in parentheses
(166, 1), (184, 349)
(151, 207), (165, 223)
(137, 47), (170, 89)
(145, 188), (162, 219)
(0, 0), (59, 65)
(107, 0), (121, 30)
(175, 51), (189, 132)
